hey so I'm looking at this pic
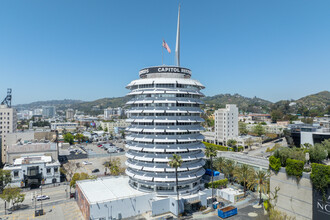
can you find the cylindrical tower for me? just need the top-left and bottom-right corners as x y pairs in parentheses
(125, 66), (205, 195)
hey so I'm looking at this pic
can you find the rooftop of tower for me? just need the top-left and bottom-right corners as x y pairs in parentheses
(139, 65), (191, 78)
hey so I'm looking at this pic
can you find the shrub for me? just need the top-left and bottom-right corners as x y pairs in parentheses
(238, 146), (244, 152)
(285, 158), (304, 179)
(273, 147), (305, 167)
(263, 200), (270, 211)
(205, 178), (228, 188)
(310, 163), (330, 201)
(269, 156), (281, 172)
(202, 142), (231, 151)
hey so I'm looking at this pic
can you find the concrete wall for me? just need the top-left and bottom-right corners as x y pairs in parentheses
(152, 198), (170, 216)
(270, 168), (313, 220)
(89, 193), (154, 220)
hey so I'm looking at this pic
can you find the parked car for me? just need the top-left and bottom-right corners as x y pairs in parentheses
(92, 169), (100, 173)
(36, 195), (50, 201)
(70, 192), (75, 199)
(82, 161), (92, 165)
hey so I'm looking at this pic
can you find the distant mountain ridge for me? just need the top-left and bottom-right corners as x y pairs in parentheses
(15, 99), (83, 110)
(14, 91), (329, 115)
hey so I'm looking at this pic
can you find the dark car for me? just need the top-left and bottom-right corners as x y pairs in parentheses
(92, 169), (100, 173)
(70, 192), (76, 199)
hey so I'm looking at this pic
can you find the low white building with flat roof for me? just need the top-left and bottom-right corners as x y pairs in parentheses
(3, 155), (60, 188)
(76, 176), (155, 220)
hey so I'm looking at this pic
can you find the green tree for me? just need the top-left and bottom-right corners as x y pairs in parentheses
(271, 109), (283, 123)
(253, 124), (265, 137)
(213, 157), (225, 173)
(74, 133), (85, 144)
(0, 186), (25, 210)
(104, 158), (123, 176)
(104, 127), (108, 132)
(321, 139), (330, 159)
(169, 154), (183, 217)
(309, 144), (327, 163)
(223, 159), (236, 183)
(238, 121), (248, 135)
(205, 145), (217, 200)
(227, 139), (237, 148)
(245, 138), (254, 150)
(248, 170), (270, 204)
(234, 164), (254, 196)
(70, 172), (94, 189)
(64, 133), (74, 145)
(0, 169), (11, 193)
(120, 130), (125, 139)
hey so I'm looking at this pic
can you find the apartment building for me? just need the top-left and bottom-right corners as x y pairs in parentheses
(214, 104), (239, 145)
(66, 108), (75, 120)
(0, 104), (17, 164)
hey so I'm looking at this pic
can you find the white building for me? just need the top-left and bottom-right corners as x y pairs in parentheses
(100, 119), (130, 133)
(125, 66), (205, 195)
(0, 104), (17, 164)
(214, 104), (238, 145)
(66, 109), (75, 120)
(104, 107), (124, 119)
(51, 122), (78, 131)
(42, 106), (56, 118)
(4, 155), (60, 188)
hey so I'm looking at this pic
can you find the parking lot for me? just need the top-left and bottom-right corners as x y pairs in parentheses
(62, 140), (127, 177)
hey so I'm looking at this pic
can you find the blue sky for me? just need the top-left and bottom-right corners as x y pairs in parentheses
(1, 0), (329, 104)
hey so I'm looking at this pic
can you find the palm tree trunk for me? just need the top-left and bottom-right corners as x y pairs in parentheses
(259, 189), (262, 204)
(176, 167), (179, 217)
(244, 181), (246, 197)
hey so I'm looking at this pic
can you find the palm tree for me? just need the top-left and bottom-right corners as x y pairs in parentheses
(223, 159), (236, 183)
(169, 154), (183, 217)
(205, 145), (217, 200)
(234, 164), (254, 196)
(245, 138), (254, 151)
(213, 157), (225, 173)
(248, 170), (270, 204)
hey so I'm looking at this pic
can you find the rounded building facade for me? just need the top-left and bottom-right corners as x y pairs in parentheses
(125, 66), (205, 195)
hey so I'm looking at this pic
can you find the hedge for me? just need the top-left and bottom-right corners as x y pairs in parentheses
(310, 163), (330, 201)
(205, 178), (228, 188)
(269, 156), (281, 172)
(202, 142), (231, 151)
(285, 158), (304, 179)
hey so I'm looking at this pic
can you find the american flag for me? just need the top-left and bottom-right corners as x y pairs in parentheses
(162, 40), (171, 53)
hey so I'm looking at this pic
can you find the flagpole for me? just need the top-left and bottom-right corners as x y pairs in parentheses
(162, 39), (164, 65)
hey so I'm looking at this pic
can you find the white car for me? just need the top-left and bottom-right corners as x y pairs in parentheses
(82, 161), (92, 165)
(36, 195), (50, 201)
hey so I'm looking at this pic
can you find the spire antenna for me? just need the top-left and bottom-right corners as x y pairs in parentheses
(175, 4), (181, 66)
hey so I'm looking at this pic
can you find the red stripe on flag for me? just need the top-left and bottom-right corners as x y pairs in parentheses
(162, 40), (171, 53)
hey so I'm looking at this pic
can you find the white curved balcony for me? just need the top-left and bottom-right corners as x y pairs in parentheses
(125, 150), (204, 163)
(125, 159), (204, 172)
(126, 167), (205, 183)
(126, 78), (205, 89)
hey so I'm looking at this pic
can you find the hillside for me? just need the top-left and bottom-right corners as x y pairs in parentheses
(14, 91), (329, 116)
(70, 97), (130, 114)
(202, 93), (272, 113)
(15, 99), (83, 110)
(272, 91), (330, 117)
(296, 91), (330, 109)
